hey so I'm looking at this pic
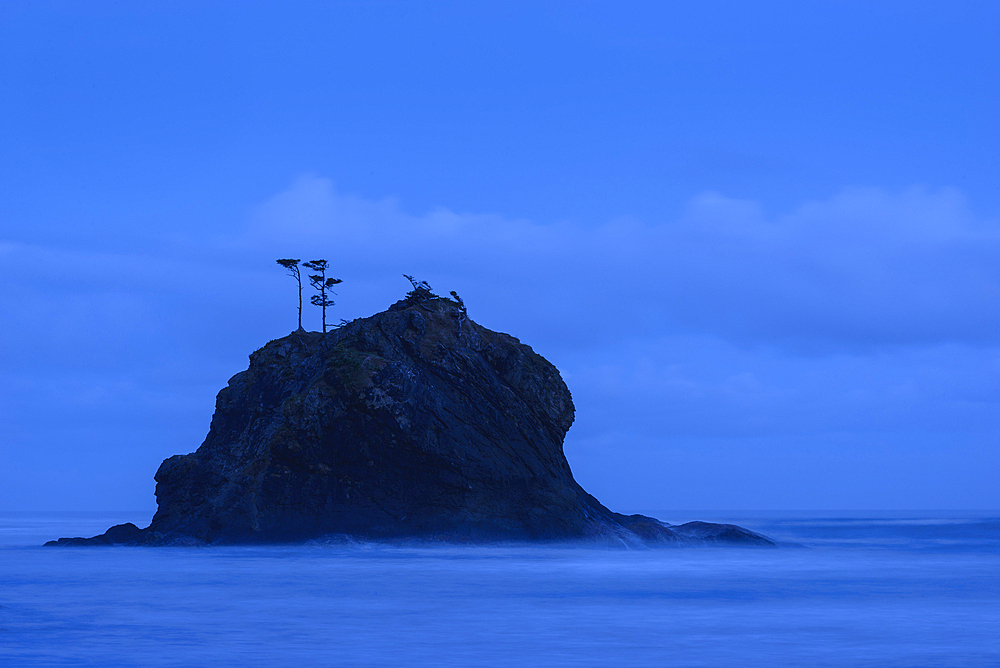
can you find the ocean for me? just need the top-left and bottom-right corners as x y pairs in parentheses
(1, 511), (998, 667)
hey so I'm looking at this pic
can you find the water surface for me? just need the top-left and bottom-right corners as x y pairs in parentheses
(2, 512), (997, 667)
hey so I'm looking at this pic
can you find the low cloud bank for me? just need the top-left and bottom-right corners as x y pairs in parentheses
(249, 176), (999, 351)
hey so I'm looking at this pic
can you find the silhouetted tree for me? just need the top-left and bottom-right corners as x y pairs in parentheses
(403, 274), (436, 305)
(450, 291), (467, 335)
(275, 258), (304, 330)
(303, 259), (342, 333)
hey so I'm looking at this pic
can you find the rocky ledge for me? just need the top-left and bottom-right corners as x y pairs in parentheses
(48, 298), (774, 547)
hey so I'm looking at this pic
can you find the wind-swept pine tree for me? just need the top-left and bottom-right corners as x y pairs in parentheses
(450, 290), (468, 335)
(275, 259), (304, 330)
(403, 274), (436, 303)
(303, 259), (342, 333)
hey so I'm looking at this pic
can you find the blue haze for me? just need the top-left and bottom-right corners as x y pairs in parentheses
(1, 2), (999, 512)
(2, 512), (999, 666)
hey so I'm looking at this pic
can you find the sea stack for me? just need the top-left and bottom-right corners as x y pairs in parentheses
(49, 297), (773, 546)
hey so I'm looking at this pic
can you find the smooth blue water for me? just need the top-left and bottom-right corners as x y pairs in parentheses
(1, 512), (998, 667)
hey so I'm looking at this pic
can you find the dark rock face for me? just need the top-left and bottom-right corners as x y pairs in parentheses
(50, 299), (774, 547)
(44, 523), (142, 547)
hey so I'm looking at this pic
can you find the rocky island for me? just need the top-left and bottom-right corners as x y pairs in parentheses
(49, 296), (773, 547)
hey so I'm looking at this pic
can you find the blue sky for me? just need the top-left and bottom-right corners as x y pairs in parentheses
(1, 1), (998, 512)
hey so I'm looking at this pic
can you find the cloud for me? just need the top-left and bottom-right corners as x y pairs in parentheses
(247, 176), (1000, 351)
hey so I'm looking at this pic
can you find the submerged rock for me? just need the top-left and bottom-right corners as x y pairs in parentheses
(50, 298), (774, 547)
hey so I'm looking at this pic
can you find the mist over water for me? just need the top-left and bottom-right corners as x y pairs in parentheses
(2, 513), (998, 667)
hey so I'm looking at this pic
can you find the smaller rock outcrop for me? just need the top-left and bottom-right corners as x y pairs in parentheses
(45, 523), (142, 547)
(48, 298), (775, 548)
